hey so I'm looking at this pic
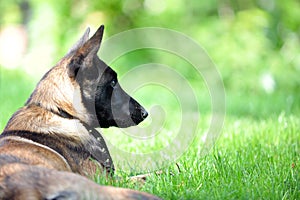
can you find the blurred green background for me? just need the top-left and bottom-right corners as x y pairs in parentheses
(0, 0), (300, 130)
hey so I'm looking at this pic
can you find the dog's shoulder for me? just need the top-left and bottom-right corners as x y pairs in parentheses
(1, 105), (114, 176)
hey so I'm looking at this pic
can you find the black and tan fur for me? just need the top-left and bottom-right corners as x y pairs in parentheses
(0, 25), (160, 200)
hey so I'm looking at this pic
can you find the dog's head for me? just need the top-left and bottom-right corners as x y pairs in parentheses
(27, 25), (148, 128)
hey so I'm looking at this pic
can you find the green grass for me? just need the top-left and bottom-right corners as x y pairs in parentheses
(94, 115), (299, 199)
(0, 68), (299, 199)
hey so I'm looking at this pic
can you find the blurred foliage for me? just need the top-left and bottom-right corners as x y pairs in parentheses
(0, 0), (299, 119)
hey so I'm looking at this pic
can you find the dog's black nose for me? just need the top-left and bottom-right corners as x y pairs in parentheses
(141, 108), (148, 119)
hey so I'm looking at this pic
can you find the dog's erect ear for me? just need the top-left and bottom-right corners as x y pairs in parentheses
(68, 25), (104, 78)
(67, 27), (90, 55)
(78, 25), (104, 57)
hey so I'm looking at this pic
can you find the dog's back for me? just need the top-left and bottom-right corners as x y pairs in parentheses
(0, 112), (158, 200)
(0, 161), (158, 199)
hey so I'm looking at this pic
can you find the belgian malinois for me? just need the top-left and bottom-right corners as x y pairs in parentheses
(0, 25), (161, 200)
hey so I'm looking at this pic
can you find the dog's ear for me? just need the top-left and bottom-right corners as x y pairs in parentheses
(68, 25), (104, 78)
(78, 25), (104, 57)
(67, 27), (90, 55)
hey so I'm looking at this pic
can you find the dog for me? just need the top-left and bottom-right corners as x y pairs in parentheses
(0, 25), (161, 200)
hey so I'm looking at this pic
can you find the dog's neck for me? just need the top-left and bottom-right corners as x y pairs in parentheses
(28, 102), (102, 141)
(24, 102), (115, 173)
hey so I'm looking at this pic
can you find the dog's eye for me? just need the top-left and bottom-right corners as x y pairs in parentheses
(110, 80), (117, 88)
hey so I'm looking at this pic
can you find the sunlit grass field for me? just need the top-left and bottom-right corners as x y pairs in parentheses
(97, 116), (299, 200)
(0, 67), (299, 199)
